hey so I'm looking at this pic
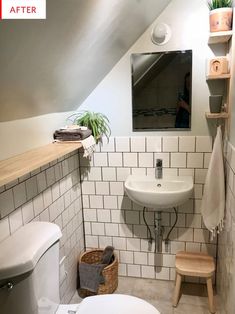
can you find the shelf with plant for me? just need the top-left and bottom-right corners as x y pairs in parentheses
(208, 30), (233, 44)
(208, 0), (233, 33)
(67, 111), (111, 143)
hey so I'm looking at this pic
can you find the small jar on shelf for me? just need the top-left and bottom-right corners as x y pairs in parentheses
(206, 56), (230, 80)
(209, 95), (223, 113)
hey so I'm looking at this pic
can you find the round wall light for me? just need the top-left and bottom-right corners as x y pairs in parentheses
(151, 23), (171, 46)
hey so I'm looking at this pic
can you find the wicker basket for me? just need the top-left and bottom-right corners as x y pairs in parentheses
(79, 249), (118, 296)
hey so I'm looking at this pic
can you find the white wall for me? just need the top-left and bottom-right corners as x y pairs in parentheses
(228, 19), (235, 146)
(0, 112), (72, 160)
(217, 141), (235, 314)
(78, 0), (216, 136)
(229, 78), (235, 145)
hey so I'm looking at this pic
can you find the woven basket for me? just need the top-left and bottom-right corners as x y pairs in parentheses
(79, 249), (118, 296)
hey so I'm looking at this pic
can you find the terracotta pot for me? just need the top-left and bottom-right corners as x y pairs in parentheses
(210, 7), (233, 32)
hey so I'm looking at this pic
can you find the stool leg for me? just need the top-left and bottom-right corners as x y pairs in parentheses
(206, 277), (215, 313)
(173, 273), (182, 307)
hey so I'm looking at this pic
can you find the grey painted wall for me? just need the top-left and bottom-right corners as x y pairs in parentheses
(0, 0), (171, 122)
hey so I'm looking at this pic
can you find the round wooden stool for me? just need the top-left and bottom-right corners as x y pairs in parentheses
(172, 251), (216, 313)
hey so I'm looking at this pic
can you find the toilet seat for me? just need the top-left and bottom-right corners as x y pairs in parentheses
(56, 304), (80, 314)
(57, 294), (160, 314)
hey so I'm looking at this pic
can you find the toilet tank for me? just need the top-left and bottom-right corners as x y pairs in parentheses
(0, 222), (62, 314)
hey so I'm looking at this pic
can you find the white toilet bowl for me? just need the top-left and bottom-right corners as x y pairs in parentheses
(56, 294), (160, 314)
(0, 222), (161, 314)
(56, 303), (79, 314)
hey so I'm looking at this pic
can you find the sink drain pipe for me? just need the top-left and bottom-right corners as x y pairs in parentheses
(154, 211), (164, 253)
(143, 207), (154, 250)
(143, 207), (178, 253)
(164, 207), (178, 246)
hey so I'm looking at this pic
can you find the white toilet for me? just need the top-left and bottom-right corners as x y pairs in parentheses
(0, 222), (160, 314)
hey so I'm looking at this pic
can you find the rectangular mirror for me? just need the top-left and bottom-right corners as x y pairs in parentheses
(131, 50), (192, 131)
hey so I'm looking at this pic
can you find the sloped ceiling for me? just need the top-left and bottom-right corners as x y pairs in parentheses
(0, 0), (171, 122)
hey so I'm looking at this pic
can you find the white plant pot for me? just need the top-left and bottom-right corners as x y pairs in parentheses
(210, 7), (233, 32)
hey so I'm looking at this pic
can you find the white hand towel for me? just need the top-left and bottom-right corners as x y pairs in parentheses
(201, 126), (225, 238)
(81, 135), (96, 158)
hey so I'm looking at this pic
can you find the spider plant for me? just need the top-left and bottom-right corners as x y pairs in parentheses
(67, 111), (111, 143)
(208, 0), (233, 10)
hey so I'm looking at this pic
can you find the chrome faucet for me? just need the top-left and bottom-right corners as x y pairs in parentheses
(155, 159), (163, 179)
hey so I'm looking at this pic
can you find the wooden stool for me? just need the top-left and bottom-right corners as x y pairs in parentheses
(173, 251), (216, 313)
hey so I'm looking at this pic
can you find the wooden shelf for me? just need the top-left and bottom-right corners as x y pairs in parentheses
(206, 74), (231, 80)
(207, 28), (233, 132)
(0, 142), (82, 187)
(205, 112), (229, 119)
(208, 31), (233, 44)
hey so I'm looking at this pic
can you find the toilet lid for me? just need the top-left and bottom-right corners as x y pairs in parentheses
(78, 294), (160, 314)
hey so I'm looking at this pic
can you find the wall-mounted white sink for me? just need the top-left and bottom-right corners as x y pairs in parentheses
(124, 175), (193, 210)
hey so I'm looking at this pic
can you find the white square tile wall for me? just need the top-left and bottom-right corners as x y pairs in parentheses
(217, 140), (235, 314)
(131, 137), (145, 152)
(115, 137), (130, 152)
(146, 137), (161, 152)
(100, 137), (115, 152)
(163, 137), (178, 152)
(123, 153), (138, 167)
(80, 136), (216, 282)
(179, 136), (195, 152)
(171, 153), (186, 168)
(108, 153), (123, 167)
(0, 151), (84, 304)
(0, 135), (219, 293)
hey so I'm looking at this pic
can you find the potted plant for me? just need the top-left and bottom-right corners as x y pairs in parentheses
(208, 0), (233, 32)
(67, 111), (111, 143)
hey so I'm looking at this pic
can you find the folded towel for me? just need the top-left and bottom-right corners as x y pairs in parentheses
(81, 135), (96, 158)
(61, 125), (88, 131)
(101, 246), (114, 265)
(53, 128), (92, 141)
(201, 126), (225, 238)
(79, 263), (106, 293)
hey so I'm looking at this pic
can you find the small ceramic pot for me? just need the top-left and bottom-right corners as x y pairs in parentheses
(209, 95), (223, 113)
(210, 8), (233, 32)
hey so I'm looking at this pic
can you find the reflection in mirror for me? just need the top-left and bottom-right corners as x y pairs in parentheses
(131, 50), (192, 131)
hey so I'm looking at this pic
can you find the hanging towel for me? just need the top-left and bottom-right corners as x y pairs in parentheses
(201, 126), (225, 239)
(79, 263), (106, 293)
(81, 135), (96, 158)
(101, 246), (114, 265)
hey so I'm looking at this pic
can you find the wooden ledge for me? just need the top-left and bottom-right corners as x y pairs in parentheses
(205, 112), (229, 119)
(0, 142), (82, 187)
(206, 74), (231, 80)
(208, 30), (233, 44)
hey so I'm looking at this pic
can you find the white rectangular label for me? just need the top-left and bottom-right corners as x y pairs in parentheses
(1, 0), (46, 19)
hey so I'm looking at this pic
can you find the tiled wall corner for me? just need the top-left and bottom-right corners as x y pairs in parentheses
(81, 136), (216, 282)
(217, 141), (235, 314)
(0, 150), (84, 303)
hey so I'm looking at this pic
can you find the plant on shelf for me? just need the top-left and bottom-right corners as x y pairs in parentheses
(67, 111), (111, 143)
(208, 0), (233, 10)
(208, 0), (233, 32)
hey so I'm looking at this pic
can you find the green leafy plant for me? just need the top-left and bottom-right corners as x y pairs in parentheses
(208, 0), (233, 10)
(67, 111), (111, 143)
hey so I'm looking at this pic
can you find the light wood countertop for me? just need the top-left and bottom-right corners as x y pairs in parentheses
(0, 142), (82, 187)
